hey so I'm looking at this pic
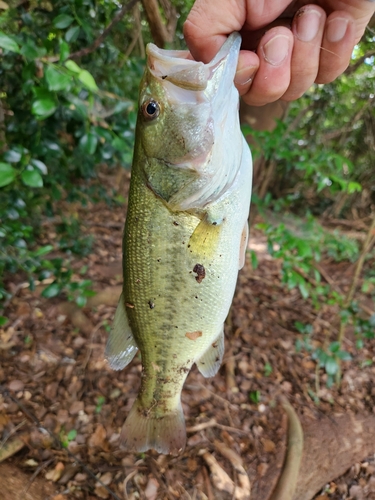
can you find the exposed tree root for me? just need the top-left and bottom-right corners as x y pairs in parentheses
(253, 408), (375, 500)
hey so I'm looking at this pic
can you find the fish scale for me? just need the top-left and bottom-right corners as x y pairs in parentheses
(105, 32), (252, 455)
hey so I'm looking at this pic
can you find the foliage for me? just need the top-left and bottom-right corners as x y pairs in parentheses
(248, 26), (375, 217)
(0, 0), (146, 308)
(254, 202), (374, 386)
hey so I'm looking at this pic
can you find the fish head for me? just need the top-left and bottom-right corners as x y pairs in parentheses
(136, 33), (243, 210)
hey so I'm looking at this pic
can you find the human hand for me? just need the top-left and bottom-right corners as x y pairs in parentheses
(184, 1), (375, 105)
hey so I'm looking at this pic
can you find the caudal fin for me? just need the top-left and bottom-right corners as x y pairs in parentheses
(120, 398), (186, 456)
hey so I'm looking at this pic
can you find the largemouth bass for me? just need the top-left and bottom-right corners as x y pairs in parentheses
(106, 32), (252, 455)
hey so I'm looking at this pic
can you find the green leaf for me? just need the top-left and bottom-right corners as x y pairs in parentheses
(76, 295), (87, 307)
(112, 137), (129, 152)
(65, 25), (80, 43)
(298, 281), (309, 299)
(32, 244), (53, 257)
(51, 185), (62, 200)
(65, 60), (81, 74)
(45, 65), (71, 91)
(30, 159), (48, 175)
(0, 31), (19, 53)
(21, 170), (43, 187)
(79, 132), (98, 155)
(0, 162), (16, 187)
(347, 181), (362, 194)
(0, 316), (8, 326)
(59, 40), (70, 61)
(336, 350), (352, 361)
(3, 149), (22, 162)
(53, 14), (74, 29)
(325, 357), (338, 376)
(32, 97), (56, 118)
(67, 429), (77, 441)
(42, 282), (61, 298)
(250, 250), (258, 270)
(78, 70), (98, 91)
(20, 43), (41, 60)
(329, 341), (340, 353)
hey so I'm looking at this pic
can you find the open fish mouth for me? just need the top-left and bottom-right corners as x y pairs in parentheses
(146, 32), (241, 100)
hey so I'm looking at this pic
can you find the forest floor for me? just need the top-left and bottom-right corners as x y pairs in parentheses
(1, 170), (375, 500)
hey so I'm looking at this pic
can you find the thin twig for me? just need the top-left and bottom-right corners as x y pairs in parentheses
(22, 458), (54, 497)
(69, 0), (139, 60)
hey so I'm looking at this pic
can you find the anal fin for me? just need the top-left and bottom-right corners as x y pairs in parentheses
(105, 293), (138, 370)
(196, 327), (225, 378)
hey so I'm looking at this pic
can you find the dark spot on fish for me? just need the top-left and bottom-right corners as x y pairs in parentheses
(136, 278), (141, 284)
(182, 241), (185, 244)
(193, 263), (206, 283)
(188, 244), (191, 248)
(157, 258), (161, 262)
(178, 366), (190, 374)
(212, 341), (218, 348)
(212, 221), (217, 226)
(173, 221), (179, 226)
(148, 300), (155, 309)
(161, 75), (168, 79)
(195, 296), (198, 299)
(215, 357), (220, 362)
(126, 302), (135, 309)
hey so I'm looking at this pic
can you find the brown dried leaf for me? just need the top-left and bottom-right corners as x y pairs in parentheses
(88, 424), (108, 450)
(202, 451), (234, 495)
(0, 436), (25, 462)
(94, 484), (110, 499)
(144, 477), (159, 500)
(45, 462), (64, 482)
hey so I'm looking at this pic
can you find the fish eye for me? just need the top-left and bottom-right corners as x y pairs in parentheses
(142, 99), (160, 120)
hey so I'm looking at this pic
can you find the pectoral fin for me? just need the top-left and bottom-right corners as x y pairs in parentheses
(105, 293), (138, 370)
(196, 327), (225, 377)
(188, 213), (222, 260)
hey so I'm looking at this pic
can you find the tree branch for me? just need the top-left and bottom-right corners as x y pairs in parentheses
(68, 0), (139, 60)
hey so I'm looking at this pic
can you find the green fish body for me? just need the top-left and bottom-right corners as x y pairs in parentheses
(106, 33), (252, 455)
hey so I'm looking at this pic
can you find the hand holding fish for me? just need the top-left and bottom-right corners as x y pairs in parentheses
(184, 0), (375, 106)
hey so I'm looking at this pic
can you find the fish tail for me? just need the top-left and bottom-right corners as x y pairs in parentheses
(120, 398), (186, 455)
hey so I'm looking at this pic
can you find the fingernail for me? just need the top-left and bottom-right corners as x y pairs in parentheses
(262, 35), (290, 66)
(234, 67), (257, 86)
(295, 9), (322, 42)
(326, 17), (348, 43)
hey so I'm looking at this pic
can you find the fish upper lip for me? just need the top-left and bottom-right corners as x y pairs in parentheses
(147, 33), (241, 94)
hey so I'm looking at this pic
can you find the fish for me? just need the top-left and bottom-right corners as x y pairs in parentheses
(105, 32), (252, 455)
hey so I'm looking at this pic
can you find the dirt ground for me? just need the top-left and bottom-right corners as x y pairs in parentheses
(1, 171), (375, 500)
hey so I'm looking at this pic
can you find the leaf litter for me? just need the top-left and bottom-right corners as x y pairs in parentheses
(0, 170), (375, 499)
